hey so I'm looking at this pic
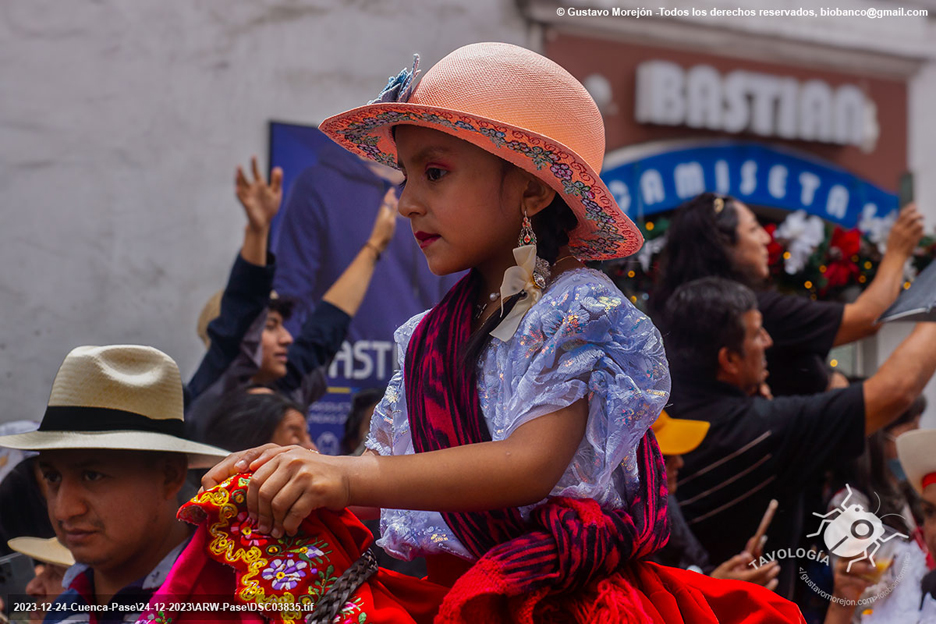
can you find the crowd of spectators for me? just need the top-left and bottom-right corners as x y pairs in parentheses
(0, 161), (934, 623)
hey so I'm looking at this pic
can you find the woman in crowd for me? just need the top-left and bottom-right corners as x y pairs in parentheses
(341, 387), (386, 455)
(200, 386), (316, 452)
(653, 192), (924, 395)
(822, 427), (936, 623)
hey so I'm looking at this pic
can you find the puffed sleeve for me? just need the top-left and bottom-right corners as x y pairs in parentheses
(481, 271), (670, 507)
(364, 311), (428, 457)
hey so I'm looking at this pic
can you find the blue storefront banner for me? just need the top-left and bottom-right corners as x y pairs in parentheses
(268, 122), (460, 454)
(601, 141), (898, 230)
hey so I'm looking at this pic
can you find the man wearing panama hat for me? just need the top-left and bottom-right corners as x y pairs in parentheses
(7, 536), (75, 623)
(0, 345), (228, 623)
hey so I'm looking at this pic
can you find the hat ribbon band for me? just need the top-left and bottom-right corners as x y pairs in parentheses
(40, 406), (184, 438)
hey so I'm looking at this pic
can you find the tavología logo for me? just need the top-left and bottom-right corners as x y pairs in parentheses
(808, 484), (908, 570)
(749, 484), (913, 608)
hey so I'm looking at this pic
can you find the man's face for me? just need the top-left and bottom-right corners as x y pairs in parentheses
(922, 483), (936, 557)
(257, 310), (293, 382)
(26, 563), (67, 624)
(663, 454), (684, 494)
(37, 449), (179, 574)
(724, 309), (773, 395)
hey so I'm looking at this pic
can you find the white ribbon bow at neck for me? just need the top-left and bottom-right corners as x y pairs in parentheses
(490, 245), (543, 342)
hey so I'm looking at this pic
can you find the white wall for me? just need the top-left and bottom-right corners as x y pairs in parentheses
(5, 0), (936, 425)
(0, 0), (527, 423)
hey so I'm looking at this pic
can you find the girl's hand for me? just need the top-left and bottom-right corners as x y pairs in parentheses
(246, 445), (351, 537)
(202, 444), (352, 538)
(201, 443), (281, 490)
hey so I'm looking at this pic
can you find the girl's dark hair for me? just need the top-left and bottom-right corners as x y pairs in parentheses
(342, 386), (386, 454)
(200, 388), (304, 452)
(463, 191), (578, 364)
(651, 192), (749, 321)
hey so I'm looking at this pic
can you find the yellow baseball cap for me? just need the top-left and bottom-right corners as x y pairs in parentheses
(651, 410), (710, 456)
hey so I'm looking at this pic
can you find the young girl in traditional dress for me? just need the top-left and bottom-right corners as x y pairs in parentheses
(202, 42), (803, 623)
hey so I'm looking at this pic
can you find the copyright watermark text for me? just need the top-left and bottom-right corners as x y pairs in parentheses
(554, 6), (928, 18)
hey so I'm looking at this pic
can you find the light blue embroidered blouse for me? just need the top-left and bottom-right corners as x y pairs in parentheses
(364, 267), (670, 561)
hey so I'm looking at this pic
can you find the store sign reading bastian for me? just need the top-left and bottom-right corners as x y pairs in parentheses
(636, 61), (875, 147)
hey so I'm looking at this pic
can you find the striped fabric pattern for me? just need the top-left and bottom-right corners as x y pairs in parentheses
(404, 270), (529, 556)
(403, 268), (669, 592)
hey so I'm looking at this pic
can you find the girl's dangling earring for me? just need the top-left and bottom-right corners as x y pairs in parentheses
(519, 210), (536, 247)
(490, 208), (551, 340)
(518, 208), (550, 289)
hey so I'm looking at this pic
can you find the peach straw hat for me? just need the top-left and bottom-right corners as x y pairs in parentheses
(319, 42), (642, 261)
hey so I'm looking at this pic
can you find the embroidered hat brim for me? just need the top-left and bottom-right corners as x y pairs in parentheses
(319, 43), (642, 261)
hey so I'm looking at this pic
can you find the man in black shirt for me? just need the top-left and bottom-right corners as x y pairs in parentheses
(664, 277), (936, 599)
(755, 289), (843, 395)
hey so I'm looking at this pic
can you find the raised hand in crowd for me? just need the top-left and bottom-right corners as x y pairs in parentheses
(367, 187), (398, 255)
(836, 203), (925, 344)
(236, 155), (284, 266)
(320, 188), (398, 317)
(886, 202), (926, 258)
(710, 534), (780, 591)
(823, 557), (874, 624)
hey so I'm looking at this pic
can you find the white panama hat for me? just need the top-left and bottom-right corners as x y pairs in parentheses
(7, 536), (75, 568)
(0, 345), (229, 469)
(895, 429), (936, 495)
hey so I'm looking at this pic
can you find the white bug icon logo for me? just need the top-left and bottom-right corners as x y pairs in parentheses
(807, 484), (907, 572)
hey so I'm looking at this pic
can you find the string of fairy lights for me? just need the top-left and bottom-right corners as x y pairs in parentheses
(601, 215), (931, 309)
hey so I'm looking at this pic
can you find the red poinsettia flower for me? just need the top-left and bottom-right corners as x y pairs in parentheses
(824, 260), (859, 290)
(823, 226), (862, 290)
(764, 223), (785, 268)
(829, 227), (861, 259)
